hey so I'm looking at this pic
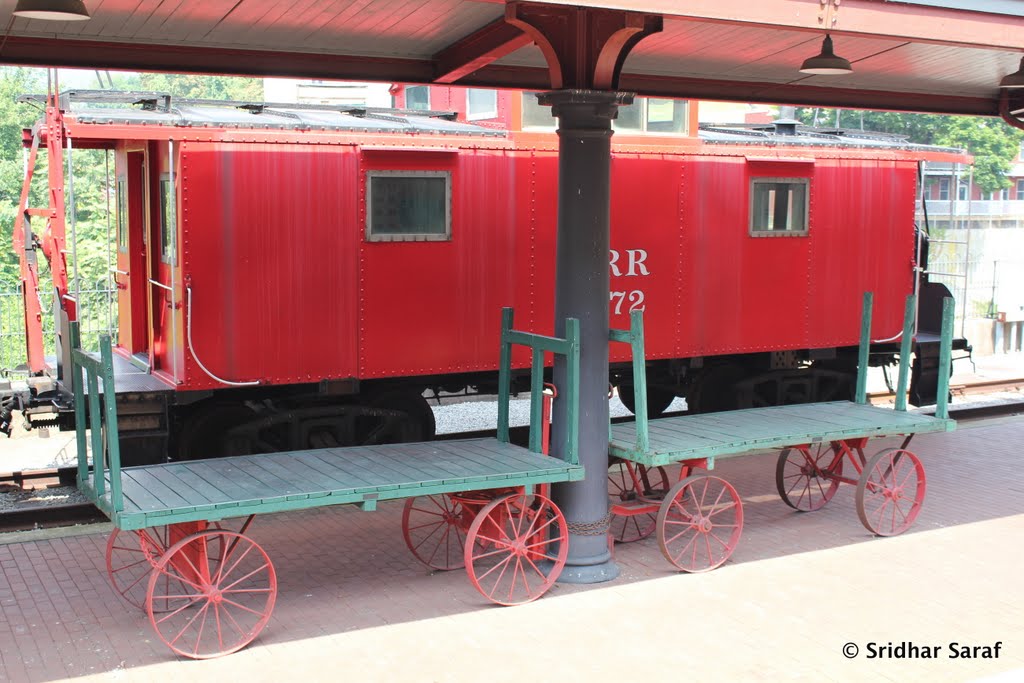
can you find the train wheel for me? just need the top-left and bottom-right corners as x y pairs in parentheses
(358, 390), (436, 444)
(177, 403), (259, 459)
(856, 448), (926, 536)
(402, 495), (468, 570)
(775, 443), (843, 512)
(657, 475), (743, 572)
(618, 384), (675, 417)
(147, 529), (276, 659)
(686, 364), (744, 414)
(607, 462), (669, 543)
(464, 492), (568, 606)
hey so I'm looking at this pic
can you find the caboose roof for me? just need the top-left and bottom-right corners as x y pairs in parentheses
(697, 122), (966, 156)
(26, 90), (504, 137)
(26, 91), (968, 161)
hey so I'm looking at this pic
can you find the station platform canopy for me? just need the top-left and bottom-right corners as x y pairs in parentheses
(0, 0), (1022, 118)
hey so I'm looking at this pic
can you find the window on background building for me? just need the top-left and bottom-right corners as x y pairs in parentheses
(937, 177), (950, 201)
(366, 171), (451, 242)
(117, 177), (128, 253)
(159, 176), (176, 264)
(958, 182), (969, 201)
(405, 86), (430, 110)
(749, 178), (809, 236)
(520, 93), (687, 134)
(466, 89), (498, 120)
(1016, 179), (1024, 201)
(521, 92), (553, 128)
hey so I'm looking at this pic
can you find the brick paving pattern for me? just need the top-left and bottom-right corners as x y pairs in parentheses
(1, 417), (1022, 682)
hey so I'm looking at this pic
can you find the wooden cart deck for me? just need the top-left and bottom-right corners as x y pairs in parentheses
(610, 401), (955, 467)
(89, 439), (584, 531)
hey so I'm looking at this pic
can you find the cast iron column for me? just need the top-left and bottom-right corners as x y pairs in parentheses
(542, 89), (631, 583)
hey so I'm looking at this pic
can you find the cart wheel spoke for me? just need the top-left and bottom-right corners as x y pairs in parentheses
(148, 529), (276, 659)
(402, 495), (468, 570)
(658, 475), (743, 572)
(465, 492), (568, 605)
(776, 445), (843, 512)
(856, 448), (926, 536)
(608, 463), (668, 543)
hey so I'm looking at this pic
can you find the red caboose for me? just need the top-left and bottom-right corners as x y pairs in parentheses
(8, 92), (969, 464)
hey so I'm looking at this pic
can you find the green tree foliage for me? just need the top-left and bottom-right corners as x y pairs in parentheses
(939, 117), (1023, 194)
(0, 68), (45, 287)
(138, 73), (263, 101)
(794, 107), (1024, 193)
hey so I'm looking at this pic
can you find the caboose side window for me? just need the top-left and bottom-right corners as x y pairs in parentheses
(159, 176), (177, 263)
(366, 171), (451, 242)
(749, 178), (809, 236)
(116, 177), (128, 253)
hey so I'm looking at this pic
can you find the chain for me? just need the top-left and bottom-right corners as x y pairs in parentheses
(566, 511), (614, 536)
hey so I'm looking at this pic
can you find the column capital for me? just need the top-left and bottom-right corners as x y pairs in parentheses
(537, 89), (634, 130)
(506, 2), (662, 91)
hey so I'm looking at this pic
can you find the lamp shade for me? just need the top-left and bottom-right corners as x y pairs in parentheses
(799, 35), (853, 75)
(13, 0), (90, 21)
(1000, 57), (1024, 89)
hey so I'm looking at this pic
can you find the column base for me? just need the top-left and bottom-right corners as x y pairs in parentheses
(557, 558), (620, 585)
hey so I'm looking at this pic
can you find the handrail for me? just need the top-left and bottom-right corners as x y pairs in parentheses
(497, 308), (580, 465)
(70, 323), (123, 514)
(608, 310), (649, 455)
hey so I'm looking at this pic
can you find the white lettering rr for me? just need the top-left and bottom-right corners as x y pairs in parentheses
(626, 249), (650, 276)
(609, 249), (622, 277)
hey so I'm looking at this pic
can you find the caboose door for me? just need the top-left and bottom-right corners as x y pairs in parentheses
(115, 149), (150, 361)
(145, 141), (178, 381)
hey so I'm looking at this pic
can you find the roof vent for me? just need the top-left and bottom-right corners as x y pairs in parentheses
(773, 118), (800, 136)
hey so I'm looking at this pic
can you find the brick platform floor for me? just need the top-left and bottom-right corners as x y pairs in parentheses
(2, 416), (1023, 682)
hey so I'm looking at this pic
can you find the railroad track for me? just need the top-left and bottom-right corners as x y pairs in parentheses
(868, 377), (1024, 403)
(3, 390), (1023, 534)
(0, 503), (106, 534)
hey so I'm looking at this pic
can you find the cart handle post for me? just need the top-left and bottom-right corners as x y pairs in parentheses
(609, 309), (650, 454)
(895, 294), (916, 412)
(71, 328), (123, 513)
(856, 292), (873, 405)
(498, 308), (581, 465)
(935, 296), (955, 420)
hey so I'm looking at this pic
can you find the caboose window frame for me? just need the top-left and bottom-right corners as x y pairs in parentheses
(748, 177), (810, 237)
(365, 170), (452, 242)
(116, 176), (128, 253)
(159, 173), (177, 264)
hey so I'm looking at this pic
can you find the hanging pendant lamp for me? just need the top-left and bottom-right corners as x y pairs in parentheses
(799, 34), (853, 75)
(13, 0), (91, 21)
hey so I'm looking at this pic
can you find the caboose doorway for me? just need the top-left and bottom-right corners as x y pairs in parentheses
(116, 149), (150, 364)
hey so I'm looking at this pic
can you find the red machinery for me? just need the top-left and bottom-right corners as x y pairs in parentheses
(6, 91), (971, 464)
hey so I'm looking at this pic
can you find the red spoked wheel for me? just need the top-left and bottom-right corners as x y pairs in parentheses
(106, 527), (170, 610)
(856, 448), (926, 536)
(107, 524), (223, 611)
(146, 530), (277, 659)
(775, 443), (844, 512)
(608, 461), (669, 543)
(657, 475), (743, 572)
(402, 494), (471, 570)
(464, 492), (568, 606)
